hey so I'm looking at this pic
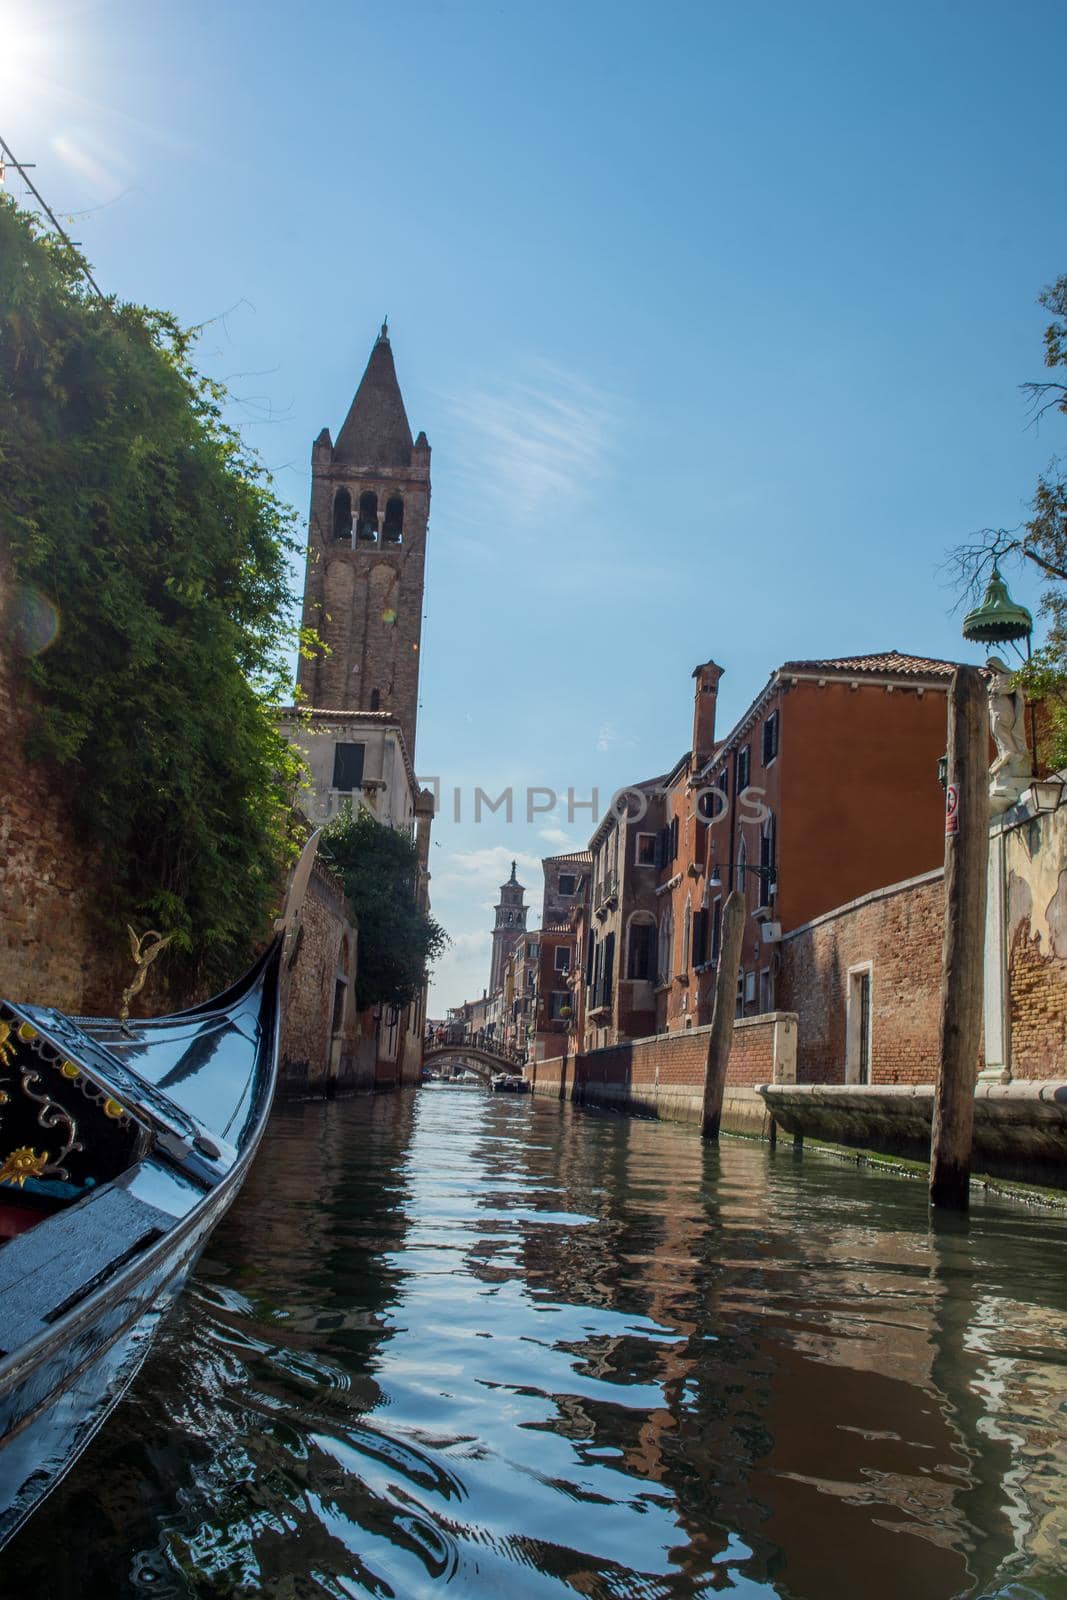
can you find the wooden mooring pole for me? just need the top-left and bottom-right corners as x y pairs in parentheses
(702, 889), (746, 1140)
(930, 665), (989, 1210)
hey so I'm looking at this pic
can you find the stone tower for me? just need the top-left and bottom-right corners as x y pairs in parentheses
(489, 861), (528, 995)
(296, 323), (430, 761)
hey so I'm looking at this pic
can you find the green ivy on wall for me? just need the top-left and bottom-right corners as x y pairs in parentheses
(0, 197), (306, 991)
(319, 807), (448, 1011)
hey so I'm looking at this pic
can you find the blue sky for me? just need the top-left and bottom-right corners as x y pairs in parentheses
(4, 0), (1065, 1010)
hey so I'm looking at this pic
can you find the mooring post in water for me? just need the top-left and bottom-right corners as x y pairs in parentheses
(930, 665), (989, 1210)
(702, 889), (746, 1140)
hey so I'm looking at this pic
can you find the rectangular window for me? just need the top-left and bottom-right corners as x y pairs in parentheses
(692, 908), (709, 967)
(711, 897), (723, 961)
(762, 710), (779, 767)
(759, 968), (773, 1014)
(554, 945), (570, 973)
(736, 745), (750, 794)
(758, 815), (776, 909)
(600, 931), (615, 1008)
(636, 832), (656, 866)
(332, 741), (366, 791)
(670, 815), (679, 861)
(549, 991), (570, 1021)
(558, 873), (577, 897)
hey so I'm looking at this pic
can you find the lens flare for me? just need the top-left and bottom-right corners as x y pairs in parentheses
(6, 585), (60, 657)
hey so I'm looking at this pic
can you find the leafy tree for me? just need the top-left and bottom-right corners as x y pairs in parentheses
(0, 196), (306, 990)
(949, 275), (1067, 765)
(319, 807), (448, 1011)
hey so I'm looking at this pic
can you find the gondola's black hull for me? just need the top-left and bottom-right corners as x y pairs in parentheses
(0, 1139), (260, 1549)
(0, 832), (318, 1549)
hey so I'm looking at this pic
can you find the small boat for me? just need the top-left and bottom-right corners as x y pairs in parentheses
(490, 1073), (530, 1094)
(0, 832), (320, 1550)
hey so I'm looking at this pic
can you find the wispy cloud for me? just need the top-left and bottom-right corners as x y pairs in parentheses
(595, 721), (637, 754)
(538, 824), (583, 849)
(433, 844), (543, 902)
(440, 359), (621, 518)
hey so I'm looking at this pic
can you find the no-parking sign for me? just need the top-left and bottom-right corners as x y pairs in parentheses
(945, 783), (959, 836)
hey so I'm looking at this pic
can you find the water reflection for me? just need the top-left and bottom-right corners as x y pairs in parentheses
(5, 1089), (1066, 1598)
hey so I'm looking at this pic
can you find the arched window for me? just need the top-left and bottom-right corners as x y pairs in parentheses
(370, 688), (381, 711)
(332, 487), (353, 541)
(736, 837), (748, 896)
(383, 496), (404, 544)
(357, 490), (378, 541)
(682, 896), (692, 970)
(627, 913), (656, 981)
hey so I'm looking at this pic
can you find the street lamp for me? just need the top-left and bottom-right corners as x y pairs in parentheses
(1029, 778), (1064, 813)
(962, 563), (1033, 650)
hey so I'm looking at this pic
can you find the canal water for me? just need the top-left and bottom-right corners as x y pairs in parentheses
(6, 1088), (1067, 1598)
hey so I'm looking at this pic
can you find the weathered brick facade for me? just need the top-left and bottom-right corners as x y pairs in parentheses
(777, 871), (946, 1086)
(0, 565), (181, 1017)
(295, 326), (430, 762)
(279, 861), (365, 1096)
(527, 1012), (795, 1134)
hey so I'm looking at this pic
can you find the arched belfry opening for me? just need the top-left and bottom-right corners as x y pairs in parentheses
(383, 496), (404, 544)
(332, 487), (352, 541)
(357, 490), (379, 541)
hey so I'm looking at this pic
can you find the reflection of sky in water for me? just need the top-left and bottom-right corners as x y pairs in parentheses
(5, 1090), (1067, 1599)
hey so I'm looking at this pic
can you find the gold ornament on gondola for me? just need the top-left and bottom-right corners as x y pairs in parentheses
(0, 1023), (15, 1067)
(0, 1146), (48, 1187)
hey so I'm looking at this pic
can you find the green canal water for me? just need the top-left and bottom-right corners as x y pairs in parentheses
(6, 1087), (1067, 1598)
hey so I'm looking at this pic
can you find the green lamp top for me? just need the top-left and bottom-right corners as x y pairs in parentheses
(962, 563), (1033, 645)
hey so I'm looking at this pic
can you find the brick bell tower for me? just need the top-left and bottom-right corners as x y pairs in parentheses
(296, 322), (430, 761)
(489, 861), (528, 995)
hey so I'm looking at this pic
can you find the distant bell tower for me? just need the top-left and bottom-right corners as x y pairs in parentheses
(489, 861), (528, 995)
(296, 322), (430, 761)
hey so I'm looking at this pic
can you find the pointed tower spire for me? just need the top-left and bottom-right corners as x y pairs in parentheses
(334, 325), (413, 467)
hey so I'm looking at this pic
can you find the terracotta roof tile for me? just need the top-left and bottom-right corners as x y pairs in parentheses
(780, 652), (962, 679)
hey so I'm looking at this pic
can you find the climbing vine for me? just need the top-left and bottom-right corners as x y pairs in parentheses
(319, 807), (448, 1011)
(0, 197), (306, 990)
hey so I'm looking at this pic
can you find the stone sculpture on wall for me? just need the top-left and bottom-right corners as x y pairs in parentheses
(986, 655), (1032, 814)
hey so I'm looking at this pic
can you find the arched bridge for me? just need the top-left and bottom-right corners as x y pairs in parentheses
(422, 1045), (521, 1082)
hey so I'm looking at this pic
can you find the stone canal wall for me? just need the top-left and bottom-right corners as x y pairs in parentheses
(525, 1012), (796, 1136)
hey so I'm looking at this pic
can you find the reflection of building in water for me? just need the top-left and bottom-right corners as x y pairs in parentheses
(506, 1114), (1051, 1598)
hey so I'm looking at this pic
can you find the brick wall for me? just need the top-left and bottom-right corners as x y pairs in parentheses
(526, 1014), (791, 1133)
(778, 871), (944, 1086)
(0, 574), (161, 1016)
(279, 860), (368, 1096)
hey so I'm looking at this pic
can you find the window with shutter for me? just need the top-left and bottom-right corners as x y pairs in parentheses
(670, 815), (679, 861)
(736, 745), (751, 794)
(762, 710), (779, 766)
(332, 742), (366, 791)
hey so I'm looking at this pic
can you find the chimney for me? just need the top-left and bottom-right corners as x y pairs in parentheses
(691, 661), (724, 765)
